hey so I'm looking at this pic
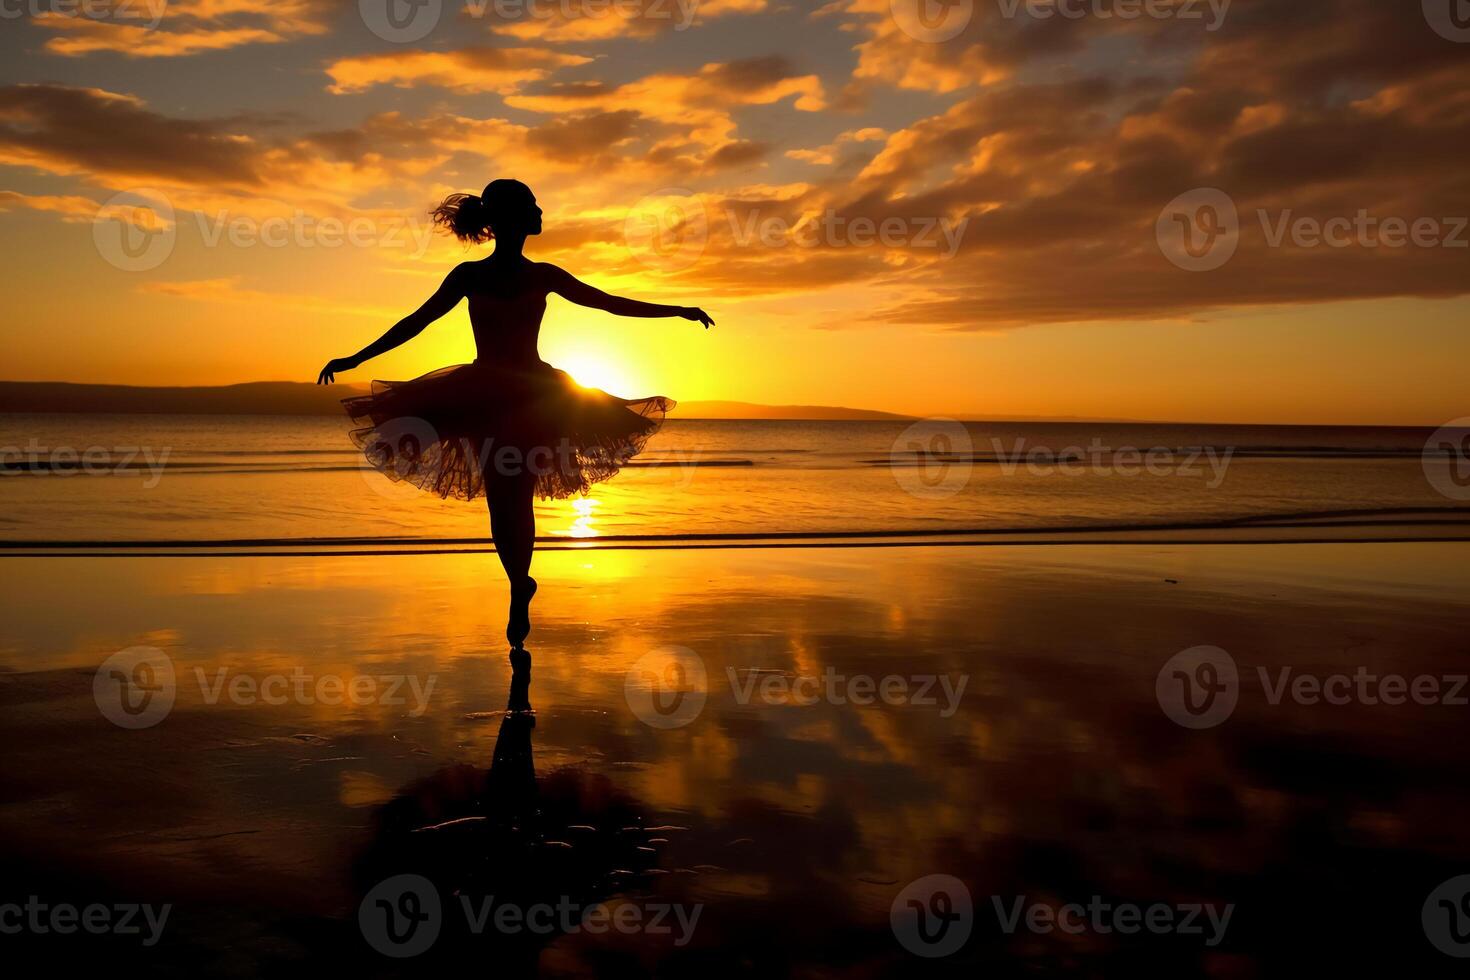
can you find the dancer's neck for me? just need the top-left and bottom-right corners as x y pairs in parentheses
(491, 236), (528, 261)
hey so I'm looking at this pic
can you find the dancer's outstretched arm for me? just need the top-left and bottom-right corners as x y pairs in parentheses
(548, 265), (714, 329)
(317, 266), (468, 384)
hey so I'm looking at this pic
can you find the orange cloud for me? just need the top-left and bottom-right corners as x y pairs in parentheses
(35, 0), (335, 58)
(325, 46), (593, 95)
(489, 0), (767, 42)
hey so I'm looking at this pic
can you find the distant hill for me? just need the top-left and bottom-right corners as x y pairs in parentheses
(0, 381), (371, 416)
(671, 400), (912, 421)
(0, 381), (910, 421)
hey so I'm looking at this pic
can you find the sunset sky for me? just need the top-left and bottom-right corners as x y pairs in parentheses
(1, 0), (1467, 424)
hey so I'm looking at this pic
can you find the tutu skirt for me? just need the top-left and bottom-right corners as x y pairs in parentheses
(343, 361), (673, 501)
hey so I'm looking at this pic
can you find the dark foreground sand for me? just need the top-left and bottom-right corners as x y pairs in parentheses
(1, 542), (1468, 976)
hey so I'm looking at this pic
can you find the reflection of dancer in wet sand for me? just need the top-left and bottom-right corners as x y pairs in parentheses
(318, 179), (713, 662)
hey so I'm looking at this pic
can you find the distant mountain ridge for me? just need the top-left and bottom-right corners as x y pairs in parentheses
(0, 381), (913, 421)
(670, 400), (913, 421)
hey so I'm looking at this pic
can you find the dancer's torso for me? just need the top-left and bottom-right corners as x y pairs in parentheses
(463, 257), (551, 368)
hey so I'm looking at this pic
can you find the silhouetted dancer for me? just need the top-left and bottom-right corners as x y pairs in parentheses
(318, 179), (713, 664)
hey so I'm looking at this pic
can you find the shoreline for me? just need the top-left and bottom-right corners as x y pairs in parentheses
(3, 509), (1469, 556)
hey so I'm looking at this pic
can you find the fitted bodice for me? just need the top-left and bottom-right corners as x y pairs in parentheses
(465, 273), (549, 368)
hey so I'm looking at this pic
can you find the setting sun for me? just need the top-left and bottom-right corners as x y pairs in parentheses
(556, 353), (634, 397)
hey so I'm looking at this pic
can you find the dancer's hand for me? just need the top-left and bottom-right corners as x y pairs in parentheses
(317, 357), (358, 385)
(680, 307), (715, 329)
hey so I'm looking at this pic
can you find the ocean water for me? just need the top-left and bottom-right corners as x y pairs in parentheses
(0, 414), (1463, 548)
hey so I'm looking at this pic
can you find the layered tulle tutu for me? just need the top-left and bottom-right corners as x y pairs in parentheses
(343, 360), (672, 501)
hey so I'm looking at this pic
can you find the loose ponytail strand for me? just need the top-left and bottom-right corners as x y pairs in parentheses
(431, 192), (494, 244)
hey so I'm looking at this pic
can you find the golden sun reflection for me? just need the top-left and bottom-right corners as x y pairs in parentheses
(564, 497), (600, 538)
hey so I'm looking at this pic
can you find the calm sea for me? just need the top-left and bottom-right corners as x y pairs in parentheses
(0, 414), (1463, 549)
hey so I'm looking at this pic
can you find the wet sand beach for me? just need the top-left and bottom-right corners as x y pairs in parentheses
(1, 541), (1468, 974)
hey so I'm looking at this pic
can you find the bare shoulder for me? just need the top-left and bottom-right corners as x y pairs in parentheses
(528, 260), (571, 281)
(443, 261), (477, 290)
(530, 262), (589, 295)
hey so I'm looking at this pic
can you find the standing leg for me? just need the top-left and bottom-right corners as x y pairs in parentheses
(486, 468), (538, 648)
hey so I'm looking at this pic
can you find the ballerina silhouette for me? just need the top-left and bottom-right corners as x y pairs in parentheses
(317, 179), (713, 656)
